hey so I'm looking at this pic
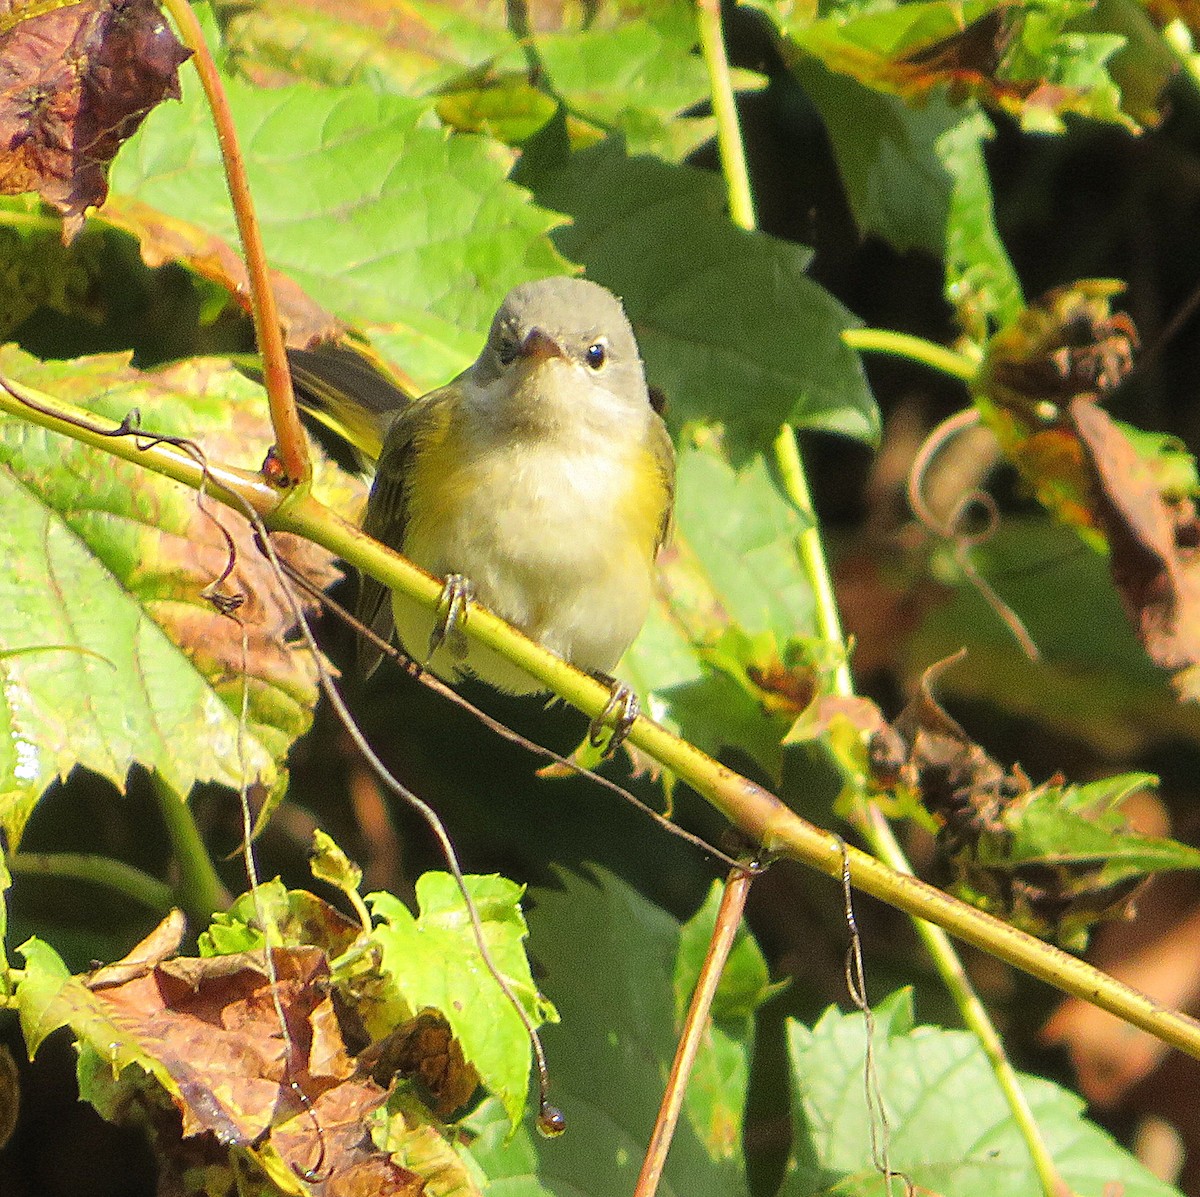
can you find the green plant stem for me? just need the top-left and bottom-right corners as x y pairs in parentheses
(151, 774), (230, 923)
(843, 327), (980, 382)
(6, 852), (174, 913)
(6, 381), (1200, 1070)
(773, 427), (854, 696)
(696, 0), (755, 231)
(735, 67), (1071, 1197)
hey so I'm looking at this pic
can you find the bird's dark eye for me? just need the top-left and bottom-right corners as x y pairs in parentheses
(496, 336), (519, 365)
(585, 342), (607, 370)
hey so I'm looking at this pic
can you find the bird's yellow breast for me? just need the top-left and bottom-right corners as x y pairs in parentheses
(395, 404), (668, 689)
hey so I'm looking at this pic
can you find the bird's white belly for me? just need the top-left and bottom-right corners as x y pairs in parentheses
(397, 441), (654, 693)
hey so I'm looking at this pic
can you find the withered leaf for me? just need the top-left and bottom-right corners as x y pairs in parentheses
(1069, 397), (1200, 694)
(86, 908), (187, 989)
(93, 946), (353, 1145)
(881, 651), (1022, 839)
(362, 1009), (481, 1119)
(80, 936), (437, 1194)
(981, 280), (1138, 415)
(0, 0), (192, 238)
(269, 1077), (422, 1197)
(896, 5), (1024, 106)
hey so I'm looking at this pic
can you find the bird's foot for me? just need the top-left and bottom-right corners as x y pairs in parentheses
(587, 677), (640, 758)
(429, 573), (473, 661)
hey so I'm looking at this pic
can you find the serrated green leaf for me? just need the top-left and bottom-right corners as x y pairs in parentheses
(784, 994), (1182, 1196)
(906, 518), (1200, 755)
(108, 75), (569, 389)
(1006, 3), (1133, 132)
(198, 880), (361, 958)
(753, 0), (1138, 132)
(368, 873), (555, 1130)
(465, 867), (749, 1197)
(0, 349), (348, 845)
(217, 0), (515, 94)
(991, 774), (1200, 878)
(217, 0), (733, 160)
(458, 1098), (556, 1197)
(517, 136), (878, 460)
(528, 3), (729, 160)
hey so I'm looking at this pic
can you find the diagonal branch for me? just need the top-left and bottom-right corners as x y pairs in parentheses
(3, 374), (1200, 1070)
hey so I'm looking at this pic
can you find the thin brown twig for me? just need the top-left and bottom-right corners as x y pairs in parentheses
(633, 864), (756, 1197)
(158, 0), (309, 487)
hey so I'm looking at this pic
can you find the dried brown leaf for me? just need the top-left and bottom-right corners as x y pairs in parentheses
(87, 908), (187, 989)
(1069, 397), (1200, 693)
(362, 1009), (480, 1119)
(94, 947), (351, 1143)
(0, 0), (191, 237)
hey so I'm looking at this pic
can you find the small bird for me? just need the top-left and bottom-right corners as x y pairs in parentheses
(292, 277), (674, 699)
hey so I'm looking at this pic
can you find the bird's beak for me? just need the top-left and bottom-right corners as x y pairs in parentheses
(520, 328), (567, 362)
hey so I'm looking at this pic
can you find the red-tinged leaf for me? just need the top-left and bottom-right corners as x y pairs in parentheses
(268, 1080), (425, 1197)
(1069, 397), (1200, 695)
(72, 938), (431, 1195)
(0, 348), (361, 844)
(769, 0), (1138, 133)
(0, 0), (191, 237)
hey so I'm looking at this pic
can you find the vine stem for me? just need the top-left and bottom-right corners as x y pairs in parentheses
(7, 852), (174, 913)
(5, 354), (1200, 1073)
(695, 2), (1069, 1185)
(157, 0), (310, 487)
(696, 0), (755, 231)
(781, 308), (1071, 1197)
(152, 773), (231, 923)
(843, 327), (980, 382)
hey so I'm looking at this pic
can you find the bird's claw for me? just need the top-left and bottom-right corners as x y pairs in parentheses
(430, 573), (473, 661)
(588, 679), (640, 758)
